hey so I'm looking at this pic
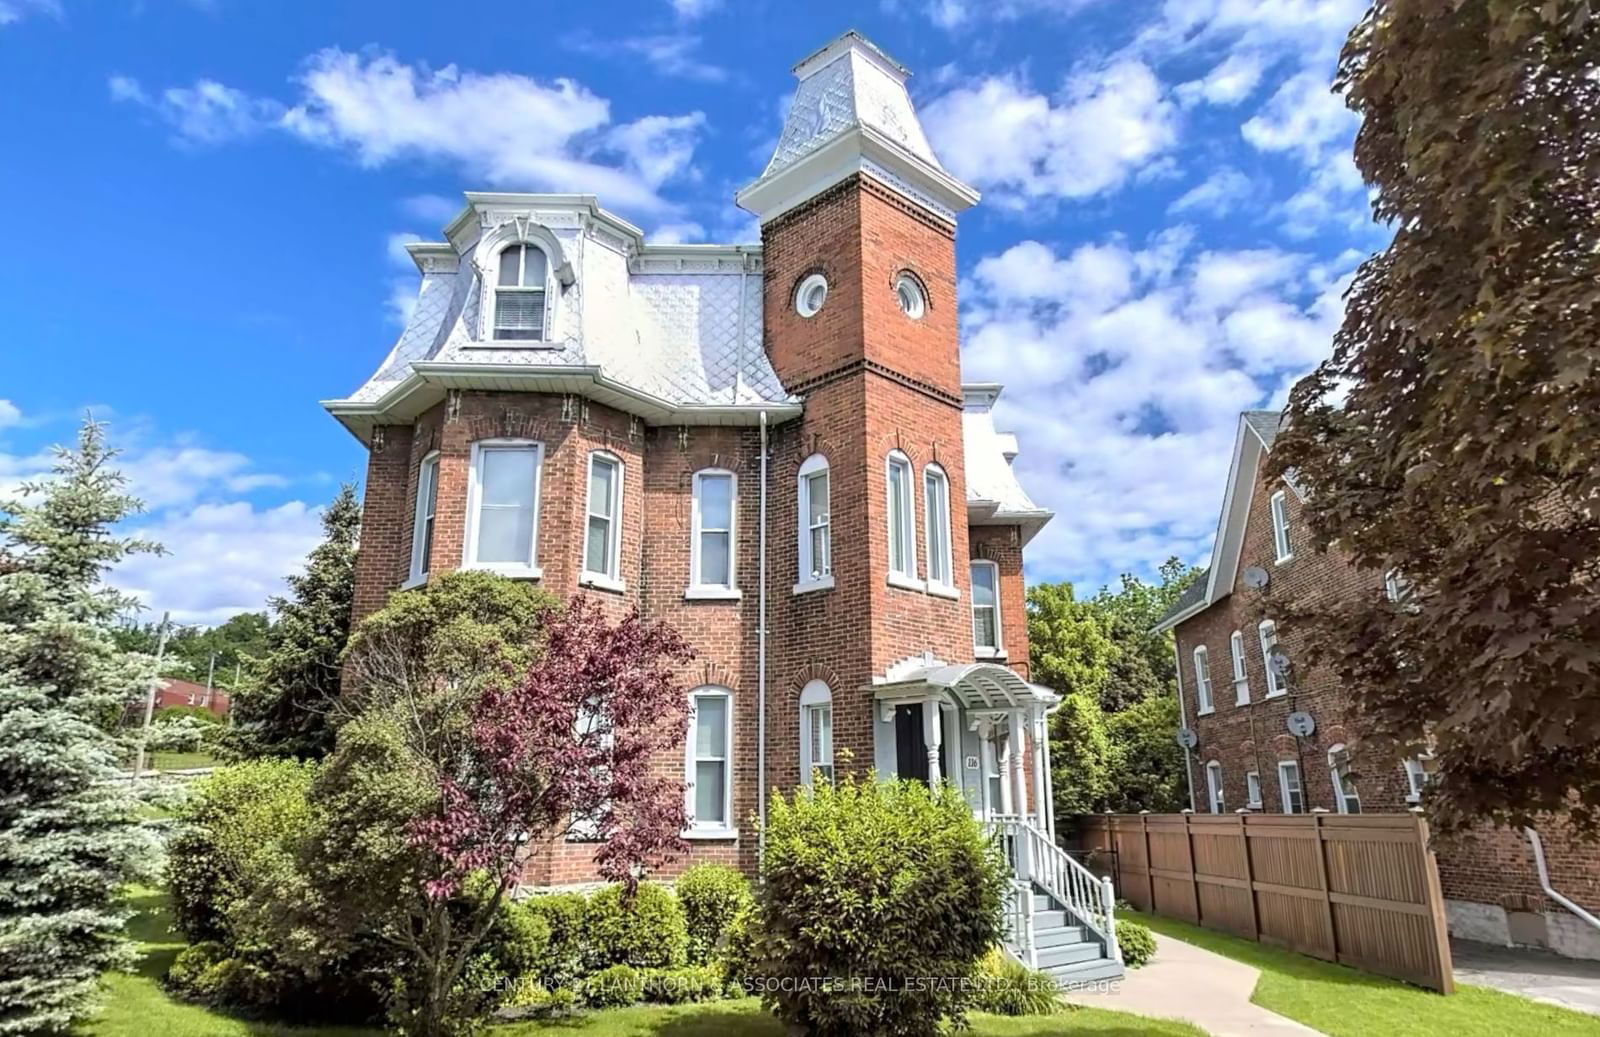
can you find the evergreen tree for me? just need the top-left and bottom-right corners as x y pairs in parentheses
(224, 484), (359, 760)
(0, 420), (156, 1034)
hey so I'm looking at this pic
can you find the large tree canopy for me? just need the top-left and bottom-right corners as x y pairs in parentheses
(1270, 1), (1600, 832)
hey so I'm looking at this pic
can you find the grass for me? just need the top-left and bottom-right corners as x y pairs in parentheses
(82, 889), (1203, 1037)
(1133, 911), (1600, 1037)
(136, 750), (219, 771)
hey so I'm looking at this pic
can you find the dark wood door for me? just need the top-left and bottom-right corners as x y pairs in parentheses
(894, 705), (927, 783)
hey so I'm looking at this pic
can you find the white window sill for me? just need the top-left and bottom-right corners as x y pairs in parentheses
(1264, 690), (1287, 700)
(580, 572), (627, 594)
(401, 573), (428, 591)
(1274, 554), (1294, 565)
(886, 572), (925, 593)
(1235, 699), (1252, 707)
(471, 340), (558, 349)
(684, 586), (741, 601)
(975, 647), (1006, 660)
(463, 563), (543, 581)
(682, 827), (739, 841)
(793, 575), (835, 595)
(926, 581), (961, 601)
(1248, 803), (1263, 810)
(1197, 706), (1216, 716)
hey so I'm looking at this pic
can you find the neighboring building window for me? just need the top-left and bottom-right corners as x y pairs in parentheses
(923, 464), (954, 591)
(1403, 758), (1430, 804)
(895, 272), (926, 319)
(885, 451), (916, 581)
(687, 687), (732, 833)
(1328, 744), (1361, 814)
(494, 243), (548, 341)
(1385, 568), (1412, 603)
(794, 273), (828, 318)
(971, 560), (1001, 656)
(1259, 619), (1285, 697)
(799, 680), (833, 786)
(1246, 770), (1263, 809)
(1230, 630), (1249, 705)
(568, 699), (612, 840)
(408, 452), (440, 584)
(582, 452), (622, 584)
(797, 454), (831, 587)
(689, 469), (737, 595)
(1278, 761), (1304, 814)
(1193, 646), (1215, 713)
(1270, 489), (1293, 562)
(1206, 761), (1225, 814)
(465, 440), (542, 575)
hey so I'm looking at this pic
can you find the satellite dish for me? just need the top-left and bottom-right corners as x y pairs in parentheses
(1269, 649), (1293, 678)
(1242, 566), (1270, 590)
(1176, 727), (1198, 750)
(1287, 711), (1316, 737)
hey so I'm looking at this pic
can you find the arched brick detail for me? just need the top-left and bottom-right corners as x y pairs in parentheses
(874, 431), (923, 466)
(784, 662), (843, 706)
(693, 659), (740, 692)
(1271, 735), (1298, 757)
(1323, 725), (1350, 748)
(1238, 739), (1256, 756)
(464, 410), (556, 444)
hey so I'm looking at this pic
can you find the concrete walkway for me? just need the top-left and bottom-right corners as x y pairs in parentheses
(1451, 939), (1600, 1017)
(1062, 933), (1323, 1036)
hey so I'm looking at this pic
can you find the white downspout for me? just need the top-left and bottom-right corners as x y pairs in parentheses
(1526, 827), (1600, 933)
(757, 410), (769, 863)
(1174, 640), (1197, 813)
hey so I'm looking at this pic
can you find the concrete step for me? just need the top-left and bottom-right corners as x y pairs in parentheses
(1032, 893), (1054, 911)
(1036, 941), (1103, 970)
(1042, 957), (1125, 985)
(1032, 908), (1068, 930)
(1033, 924), (1088, 949)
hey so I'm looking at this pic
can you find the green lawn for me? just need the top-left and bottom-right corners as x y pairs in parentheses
(83, 890), (1203, 1037)
(1133, 912), (1600, 1037)
(141, 750), (220, 771)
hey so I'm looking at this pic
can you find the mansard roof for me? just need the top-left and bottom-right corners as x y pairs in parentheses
(962, 383), (1053, 545)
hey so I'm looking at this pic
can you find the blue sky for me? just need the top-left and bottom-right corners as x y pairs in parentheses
(0, 0), (1382, 624)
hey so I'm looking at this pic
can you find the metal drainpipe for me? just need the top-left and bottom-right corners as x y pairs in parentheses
(1526, 827), (1600, 934)
(757, 410), (769, 864)
(1174, 640), (1197, 812)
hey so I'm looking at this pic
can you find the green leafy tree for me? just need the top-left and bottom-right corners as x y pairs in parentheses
(1269, 1), (1600, 832)
(0, 420), (156, 1034)
(1049, 691), (1114, 815)
(224, 484), (359, 760)
(1105, 694), (1185, 813)
(1025, 582), (1116, 707)
(112, 612), (269, 687)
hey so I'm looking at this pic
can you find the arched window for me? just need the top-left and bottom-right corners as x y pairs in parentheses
(494, 243), (548, 341)
(796, 454), (831, 591)
(1205, 760), (1225, 814)
(1230, 630), (1249, 704)
(885, 450), (916, 583)
(407, 451), (440, 587)
(923, 463), (954, 593)
(688, 468), (738, 598)
(799, 680), (833, 786)
(1193, 645), (1214, 713)
(686, 686), (733, 836)
(1259, 619), (1285, 697)
(1270, 488), (1293, 562)
(1328, 744), (1361, 814)
(581, 451), (623, 588)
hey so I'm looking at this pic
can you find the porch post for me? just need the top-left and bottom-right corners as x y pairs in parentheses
(1030, 707), (1051, 836)
(997, 728), (1014, 814)
(1008, 711), (1029, 823)
(977, 720), (995, 819)
(923, 697), (943, 786)
(1041, 713), (1059, 841)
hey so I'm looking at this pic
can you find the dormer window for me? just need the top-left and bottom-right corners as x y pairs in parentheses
(494, 243), (548, 341)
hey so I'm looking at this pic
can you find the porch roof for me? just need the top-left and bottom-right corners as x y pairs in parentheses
(873, 662), (1059, 712)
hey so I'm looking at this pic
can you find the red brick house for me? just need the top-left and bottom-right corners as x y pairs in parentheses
(323, 33), (1120, 980)
(142, 677), (232, 718)
(1155, 410), (1600, 961)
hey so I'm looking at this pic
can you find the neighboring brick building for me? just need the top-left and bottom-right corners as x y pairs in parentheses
(323, 33), (1061, 888)
(1155, 410), (1600, 961)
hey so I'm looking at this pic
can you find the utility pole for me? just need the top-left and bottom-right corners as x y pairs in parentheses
(132, 612), (172, 777)
(203, 651), (216, 709)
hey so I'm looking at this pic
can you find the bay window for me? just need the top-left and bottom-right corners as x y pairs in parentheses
(465, 440), (542, 576)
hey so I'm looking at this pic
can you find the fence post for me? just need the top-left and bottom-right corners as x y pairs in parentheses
(1415, 813), (1456, 994)
(1184, 813), (1201, 925)
(1311, 813), (1338, 961)
(1140, 814), (1154, 912)
(1239, 813), (1260, 941)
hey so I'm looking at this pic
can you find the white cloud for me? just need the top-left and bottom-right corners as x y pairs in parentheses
(570, 33), (728, 83)
(924, 59), (1176, 207)
(384, 233), (425, 325)
(649, 221), (706, 244)
(1177, 52), (1264, 106)
(118, 445), (287, 509)
(1241, 69), (1354, 163)
(898, 0), (1103, 30)
(0, 0), (59, 26)
(386, 231), (423, 267)
(0, 400), (20, 429)
(669, 0), (719, 18)
(1169, 167), (1253, 217)
(110, 74), (285, 144)
(401, 193), (460, 224)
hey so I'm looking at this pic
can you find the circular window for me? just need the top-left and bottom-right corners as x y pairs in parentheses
(895, 273), (926, 320)
(795, 273), (828, 318)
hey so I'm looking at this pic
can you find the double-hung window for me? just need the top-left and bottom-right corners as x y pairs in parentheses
(1246, 770), (1263, 809)
(1193, 645), (1215, 713)
(1403, 758), (1430, 804)
(581, 453), (623, 589)
(923, 465), (955, 595)
(1278, 761), (1304, 814)
(1270, 489), (1293, 562)
(689, 469), (737, 598)
(494, 243), (548, 341)
(971, 561), (1001, 657)
(885, 451), (917, 585)
(1328, 744), (1361, 814)
(465, 440), (542, 577)
(408, 452), (440, 586)
(796, 455), (831, 590)
(1230, 630), (1250, 704)
(1259, 619), (1285, 697)
(799, 680), (833, 786)
(686, 688), (732, 835)
(1206, 761), (1225, 814)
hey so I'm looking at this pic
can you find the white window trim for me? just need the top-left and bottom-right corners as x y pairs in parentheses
(1278, 761), (1303, 815)
(687, 468), (740, 600)
(1270, 489), (1293, 563)
(1328, 744), (1361, 814)
(1206, 761), (1225, 814)
(1246, 770), (1263, 809)
(405, 451), (440, 589)
(491, 242), (551, 343)
(579, 451), (625, 593)
(1403, 758), (1429, 804)
(922, 463), (958, 598)
(794, 273), (828, 318)
(1230, 630), (1250, 705)
(1259, 619), (1285, 698)
(462, 439), (544, 580)
(971, 559), (1003, 658)
(885, 451), (921, 589)
(1193, 645), (1215, 715)
(795, 454), (833, 595)
(798, 680), (833, 787)
(685, 687), (736, 840)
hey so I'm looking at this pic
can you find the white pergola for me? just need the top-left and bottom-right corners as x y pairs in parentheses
(873, 662), (1061, 839)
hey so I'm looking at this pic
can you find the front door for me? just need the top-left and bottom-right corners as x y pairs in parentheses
(894, 705), (927, 783)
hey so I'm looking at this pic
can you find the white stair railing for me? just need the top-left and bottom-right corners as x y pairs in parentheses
(986, 815), (1121, 965)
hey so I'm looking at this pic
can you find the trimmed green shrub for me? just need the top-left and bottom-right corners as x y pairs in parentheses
(755, 774), (1008, 1037)
(676, 863), (753, 965)
(155, 704), (223, 725)
(1116, 918), (1156, 968)
(970, 949), (1062, 1017)
(524, 891), (588, 989)
(165, 941), (294, 1009)
(582, 882), (688, 971)
(641, 965), (722, 1004)
(577, 964), (644, 1008)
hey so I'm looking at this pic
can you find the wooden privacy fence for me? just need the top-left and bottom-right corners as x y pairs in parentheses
(1075, 813), (1455, 993)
